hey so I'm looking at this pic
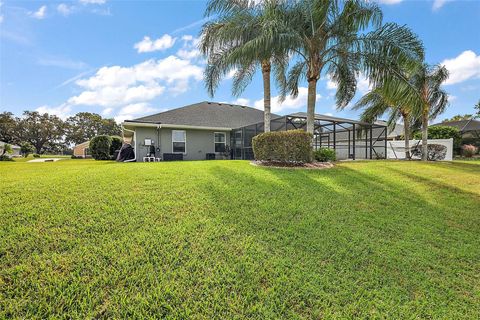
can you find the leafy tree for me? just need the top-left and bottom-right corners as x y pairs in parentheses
(66, 112), (121, 145)
(413, 125), (461, 151)
(0, 143), (13, 156)
(110, 136), (123, 155)
(20, 142), (35, 157)
(90, 135), (112, 160)
(16, 111), (66, 154)
(475, 100), (480, 119)
(443, 114), (473, 122)
(0, 112), (19, 144)
(354, 87), (416, 159)
(201, 0), (288, 132)
(410, 64), (449, 161)
(273, 0), (424, 135)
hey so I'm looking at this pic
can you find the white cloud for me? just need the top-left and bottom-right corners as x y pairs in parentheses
(114, 103), (161, 123)
(57, 4), (73, 16)
(442, 50), (480, 85)
(232, 98), (250, 106)
(326, 76), (338, 90)
(64, 55), (202, 121)
(134, 35), (176, 53)
(0, 1), (3, 23)
(36, 104), (72, 120)
(432, 0), (452, 11)
(177, 48), (201, 60)
(225, 69), (237, 80)
(325, 75), (371, 94)
(253, 87), (321, 113)
(37, 56), (87, 70)
(31, 5), (47, 19)
(80, 0), (107, 4)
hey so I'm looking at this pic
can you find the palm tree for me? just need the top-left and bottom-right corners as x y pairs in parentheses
(244, 0), (424, 136)
(410, 64), (449, 161)
(200, 0), (288, 132)
(353, 87), (415, 159)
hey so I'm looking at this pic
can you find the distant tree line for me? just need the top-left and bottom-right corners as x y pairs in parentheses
(0, 111), (121, 154)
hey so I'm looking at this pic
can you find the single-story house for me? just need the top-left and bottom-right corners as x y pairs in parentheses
(73, 141), (90, 158)
(122, 101), (388, 162)
(0, 141), (21, 157)
(433, 118), (480, 150)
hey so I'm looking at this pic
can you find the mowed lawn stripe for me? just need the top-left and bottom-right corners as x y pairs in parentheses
(0, 160), (479, 319)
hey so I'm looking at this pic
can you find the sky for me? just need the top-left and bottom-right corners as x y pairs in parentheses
(0, 0), (479, 124)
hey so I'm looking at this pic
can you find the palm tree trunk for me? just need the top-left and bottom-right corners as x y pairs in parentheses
(261, 60), (271, 133)
(402, 113), (411, 160)
(421, 110), (429, 161)
(306, 78), (317, 136)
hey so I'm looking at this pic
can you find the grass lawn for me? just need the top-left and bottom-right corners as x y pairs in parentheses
(1, 159), (479, 319)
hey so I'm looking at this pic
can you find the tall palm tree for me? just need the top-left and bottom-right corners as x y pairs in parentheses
(410, 64), (449, 161)
(200, 0), (288, 132)
(353, 87), (415, 159)
(242, 0), (424, 136)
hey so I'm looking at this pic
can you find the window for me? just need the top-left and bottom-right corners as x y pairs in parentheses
(172, 130), (186, 153)
(214, 132), (226, 153)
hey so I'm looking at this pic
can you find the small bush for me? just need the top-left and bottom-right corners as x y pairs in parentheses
(0, 155), (13, 161)
(252, 130), (313, 163)
(90, 135), (112, 160)
(462, 144), (478, 158)
(33, 154), (40, 158)
(314, 148), (336, 162)
(110, 136), (123, 156)
(411, 144), (447, 161)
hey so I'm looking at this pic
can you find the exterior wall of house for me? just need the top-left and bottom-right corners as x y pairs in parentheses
(134, 127), (231, 161)
(73, 142), (90, 158)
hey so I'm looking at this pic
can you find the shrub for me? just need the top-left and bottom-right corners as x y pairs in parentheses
(462, 144), (478, 158)
(0, 155), (13, 161)
(252, 130), (313, 163)
(313, 148), (336, 162)
(20, 142), (35, 157)
(413, 126), (462, 153)
(110, 136), (123, 156)
(411, 144), (447, 161)
(90, 135), (112, 160)
(33, 154), (40, 158)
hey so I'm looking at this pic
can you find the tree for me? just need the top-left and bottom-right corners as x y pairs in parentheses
(16, 111), (66, 154)
(0, 112), (19, 144)
(354, 87), (415, 159)
(201, 0), (288, 132)
(475, 100), (480, 119)
(263, 0), (424, 136)
(65, 112), (121, 145)
(20, 142), (35, 157)
(410, 64), (449, 161)
(90, 135), (112, 160)
(0, 143), (13, 156)
(443, 114), (473, 122)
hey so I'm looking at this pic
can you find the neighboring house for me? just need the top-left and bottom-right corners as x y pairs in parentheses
(73, 141), (90, 158)
(433, 119), (480, 142)
(0, 141), (21, 157)
(122, 101), (388, 161)
(374, 120), (405, 140)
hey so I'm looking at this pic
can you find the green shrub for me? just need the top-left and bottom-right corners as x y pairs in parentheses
(33, 154), (40, 158)
(20, 142), (35, 157)
(90, 135), (112, 160)
(0, 155), (13, 161)
(314, 148), (336, 162)
(110, 136), (123, 156)
(252, 130), (313, 163)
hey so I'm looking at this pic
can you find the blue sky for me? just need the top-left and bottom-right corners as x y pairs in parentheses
(0, 0), (479, 123)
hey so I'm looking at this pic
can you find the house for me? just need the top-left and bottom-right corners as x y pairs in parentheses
(122, 101), (388, 162)
(433, 119), (480, 143)
(73, 141), (90, 158)
(374, 120), (405, 140)
(0, 141), (21, 157)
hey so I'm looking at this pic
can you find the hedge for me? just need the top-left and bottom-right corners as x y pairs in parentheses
(252, 130), (313, 163)
(90, 135), (112, 160)
(110, 136), (123, 156)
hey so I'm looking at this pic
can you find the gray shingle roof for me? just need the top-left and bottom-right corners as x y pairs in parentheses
(126, 101), (276, 129)
(433, 119), (480, 132)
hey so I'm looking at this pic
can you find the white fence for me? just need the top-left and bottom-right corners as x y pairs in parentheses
(387, 139), (453, 161)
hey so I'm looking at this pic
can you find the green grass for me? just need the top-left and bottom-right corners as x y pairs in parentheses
(1, 160), (479, 319)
